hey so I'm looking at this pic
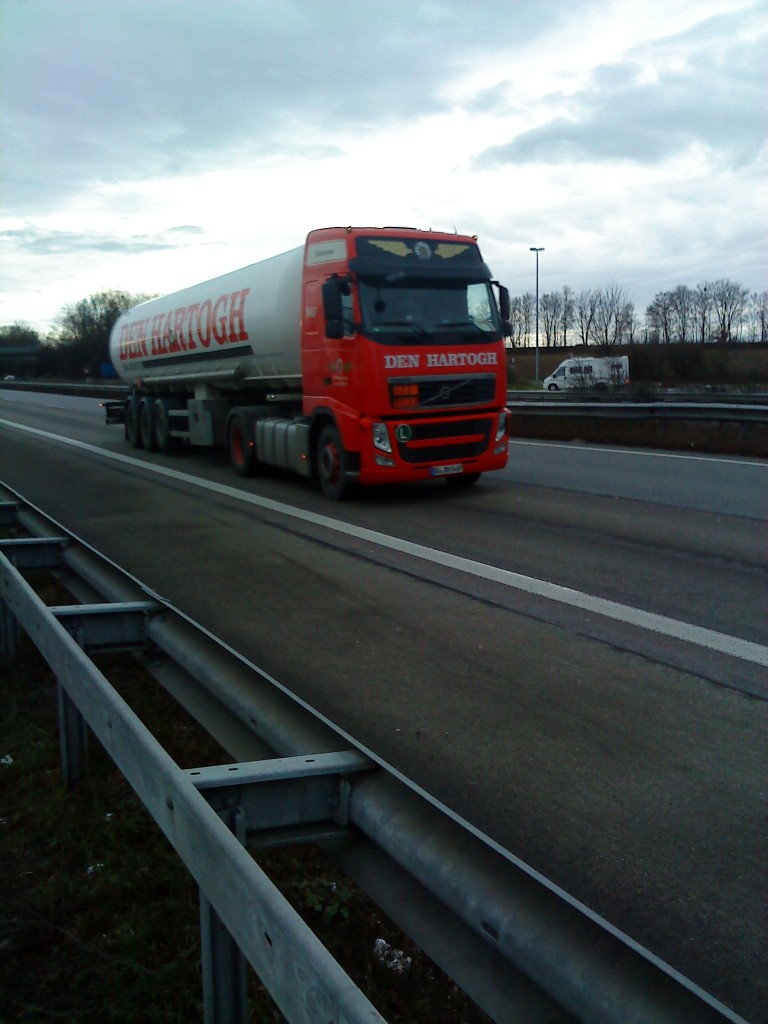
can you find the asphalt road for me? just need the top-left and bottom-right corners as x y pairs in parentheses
(1, 390), (766, 1022)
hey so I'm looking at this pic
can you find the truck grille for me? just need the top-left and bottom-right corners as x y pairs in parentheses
(396, 417), (492, 464)
(389, 374), (497, 410)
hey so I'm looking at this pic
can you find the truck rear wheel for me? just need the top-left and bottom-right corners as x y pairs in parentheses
(317, 423), (351, 501)
(153, 398), (180, 454)
(126, 395), (142, 448)
(139, 398), (158, 451)
(227, 412), (257, 477)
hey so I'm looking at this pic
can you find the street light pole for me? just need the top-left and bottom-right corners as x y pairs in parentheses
(530, 247), (544, 384)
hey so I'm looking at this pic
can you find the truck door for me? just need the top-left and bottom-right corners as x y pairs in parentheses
(302, 277), (358, 415)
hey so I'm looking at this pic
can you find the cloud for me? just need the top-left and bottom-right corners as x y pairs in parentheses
(473, 10), (765, 168)
(1, 0), (764, 331)
(0, 224), (207, 257)
(3, 0), (550, 216)
(1, 0), (586, 211)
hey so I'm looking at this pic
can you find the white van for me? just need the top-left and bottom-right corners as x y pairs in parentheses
(543, 355), (629, 391)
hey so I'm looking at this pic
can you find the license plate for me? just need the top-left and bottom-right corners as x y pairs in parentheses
(430, 464), (463, 477)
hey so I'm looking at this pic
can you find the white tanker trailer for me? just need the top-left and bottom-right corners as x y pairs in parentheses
(109, 246), (305, 392)
(105, 225), (511, 499)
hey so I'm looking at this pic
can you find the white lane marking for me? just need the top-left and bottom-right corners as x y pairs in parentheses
(510, 438), (768, 467)
(4, 418), (767, 668)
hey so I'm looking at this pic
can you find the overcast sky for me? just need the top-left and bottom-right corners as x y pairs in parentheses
(1, 0), (766, 334)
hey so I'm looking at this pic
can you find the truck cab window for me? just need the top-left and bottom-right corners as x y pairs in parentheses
(358, 278), (500, 342)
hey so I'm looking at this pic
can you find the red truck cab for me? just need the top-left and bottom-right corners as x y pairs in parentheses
(301, 227), (510, 498)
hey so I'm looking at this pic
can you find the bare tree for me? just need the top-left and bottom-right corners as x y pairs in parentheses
(520, 291), (534, 346)
(507, 295), (524, 347)
(52, 289), (153, 377)
(576, 289), (598, 346)
(594, 284), (630, 346)
(0, 322), (42, 348)
(670, 285), (694, 344)
(0, 322), (43, 377)
(646, 292), (673, 343)
(710, 278), (749, 343)
(621, 302), (638, 344)
(739, 290), (768, 344)
(753, 291), (768, 344)
(540, 291), (562, 346)
(561, 286), (574, 347)
(507, 276), (755, 348)
(694, 283), (713, 343)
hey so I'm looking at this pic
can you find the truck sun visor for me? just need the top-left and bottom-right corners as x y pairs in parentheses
(350, 236), (491, 282)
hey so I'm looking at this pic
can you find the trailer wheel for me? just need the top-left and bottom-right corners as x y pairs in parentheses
(126, 395), (142, 448)
(153, 398), (179, 454)
(227, 413), (256, 477)
(317, 423), (351, 501)
(139, 398), (158, 451)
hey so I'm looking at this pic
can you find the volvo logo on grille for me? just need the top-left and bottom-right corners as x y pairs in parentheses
(439, 385), (451, 401)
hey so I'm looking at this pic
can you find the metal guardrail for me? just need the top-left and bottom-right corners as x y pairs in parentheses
(0, 527), (383, 1024)
(505, 390), (767, 456)
(2, 377), (768, 408)
(0, 487), (750, 1024)
(507, 396), (768, 421)
(0, 379), (129, 396)
(2, 380), (767, 457)
(508, 388), (768, 406)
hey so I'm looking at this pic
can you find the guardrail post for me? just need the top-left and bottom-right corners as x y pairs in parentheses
(57, 680), (89, 789)
(56, 627), (90, 790)
(0, 547), (20, 659)
(200, 805), (249, 1024)
(1, 535), (66, 661)
(0, 590), (20, 659)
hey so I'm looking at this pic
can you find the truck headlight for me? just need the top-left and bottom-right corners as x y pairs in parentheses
(372, 422), (392, 453)
(495, 409), (509, 443)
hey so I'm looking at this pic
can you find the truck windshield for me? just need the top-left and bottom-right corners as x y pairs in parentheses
(357, 279), (501, 344)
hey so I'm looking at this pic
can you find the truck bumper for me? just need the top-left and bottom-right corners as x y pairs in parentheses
(355, 410), (509, 485)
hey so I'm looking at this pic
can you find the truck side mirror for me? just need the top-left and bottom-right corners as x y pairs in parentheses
(322, 278), (342, 319)
(322, 277), (344, 339)
(498, 284), (510, 321)
(497, 284), (512, 337)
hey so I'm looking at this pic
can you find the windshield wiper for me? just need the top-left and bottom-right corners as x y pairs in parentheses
(375, 319), (432, 340)
(439, 319), (490, 333)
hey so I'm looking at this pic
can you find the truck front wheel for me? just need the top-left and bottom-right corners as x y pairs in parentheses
(227, 413), (257, 477)
(317, 424), (351, 501)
